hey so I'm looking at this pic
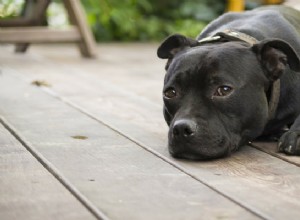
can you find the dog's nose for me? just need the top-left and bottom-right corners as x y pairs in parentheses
(172, 119), (197, 138)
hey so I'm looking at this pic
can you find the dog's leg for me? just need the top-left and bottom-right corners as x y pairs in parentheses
(278, 115), (300, 155)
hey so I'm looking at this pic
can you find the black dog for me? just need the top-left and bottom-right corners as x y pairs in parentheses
(157, 6), (300, 160)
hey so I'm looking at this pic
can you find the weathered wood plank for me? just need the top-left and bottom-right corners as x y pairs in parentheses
(63, 0), (97, 57)
(0, 27), (81, 43)
(251, 141), (300, 166)
(0, 18), (33, 27)
(3, 44), (300, 219)
(13, 0), (51, 52)
(0, 70), (258, 219)
(43, 76), (300, 219)
(0, 122), (96, 220)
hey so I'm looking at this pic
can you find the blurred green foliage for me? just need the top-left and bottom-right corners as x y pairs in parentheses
(81, 0), (226, 41)
(0, 0), (226, 42)
(0, 0), (23, 18)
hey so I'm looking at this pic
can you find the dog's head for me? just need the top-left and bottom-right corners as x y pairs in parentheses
(157, 34), (300, 160)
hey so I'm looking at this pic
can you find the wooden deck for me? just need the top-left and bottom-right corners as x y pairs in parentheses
(1, 43), (300, 220)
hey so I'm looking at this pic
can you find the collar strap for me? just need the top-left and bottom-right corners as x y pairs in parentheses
(198, 29), (258, 45)
(268, 79), (280, 120)
(198, 29), (280, 120)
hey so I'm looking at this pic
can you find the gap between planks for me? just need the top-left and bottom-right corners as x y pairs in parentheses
(2, 56), (297, 219)
(37, 84), (268, 220)
(0, 116), (109, 220)
(3, 44), (298, 168)
(3, 45), (300, 219)
(250, 142), (300, 168)
(0, 69), (258, 218)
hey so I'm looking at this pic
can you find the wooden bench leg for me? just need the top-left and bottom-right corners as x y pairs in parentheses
(0, 0), (96, 58)
(15, 0), (51, 53)
(63, 0), (97, 58)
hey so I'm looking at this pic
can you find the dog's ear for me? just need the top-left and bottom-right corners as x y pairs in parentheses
(252, 39), (300, 81)
(157, 34), (198, 59)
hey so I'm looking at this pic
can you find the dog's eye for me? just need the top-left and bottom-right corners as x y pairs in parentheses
(164, 88), (177, 99)
(214, 86), (232, 97)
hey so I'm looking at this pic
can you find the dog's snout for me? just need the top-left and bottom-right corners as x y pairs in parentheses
(172, 119), (197, 138)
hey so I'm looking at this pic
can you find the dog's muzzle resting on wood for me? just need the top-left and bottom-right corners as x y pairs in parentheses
(157, 6), (300, 160)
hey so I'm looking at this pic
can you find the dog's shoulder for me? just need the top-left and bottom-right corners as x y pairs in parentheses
(198, 6), (300, 41)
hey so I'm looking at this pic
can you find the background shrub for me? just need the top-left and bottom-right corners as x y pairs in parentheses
(80, 0), (226, 41)
(0, 0), (226, 41)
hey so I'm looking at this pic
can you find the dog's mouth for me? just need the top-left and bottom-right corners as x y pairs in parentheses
(167, 122), (238, 160)
(168, 138), (233, 160)
(166, 117), (242, 160)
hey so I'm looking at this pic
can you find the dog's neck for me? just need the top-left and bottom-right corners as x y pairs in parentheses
(197, 29), (280, 120)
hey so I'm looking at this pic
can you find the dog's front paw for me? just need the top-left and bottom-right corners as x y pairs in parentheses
(278, 130), (300, 155)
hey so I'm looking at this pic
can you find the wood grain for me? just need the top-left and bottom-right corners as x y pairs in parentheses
(2, 43), (300, 219)
(251, 141), (300, 166)
(63, 0), (97, 57)
(0, 27), (81, 43)
(0, 70), (257, 220)
(0, 124), (96, 220)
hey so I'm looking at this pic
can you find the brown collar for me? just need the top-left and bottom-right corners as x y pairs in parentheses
(197, 29), (280, 120)
(198, 29), (258, 45)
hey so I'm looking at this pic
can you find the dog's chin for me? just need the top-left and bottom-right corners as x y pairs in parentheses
(168, 144), (232, 161)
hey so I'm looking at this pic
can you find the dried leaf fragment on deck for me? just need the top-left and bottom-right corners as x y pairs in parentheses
(31, 80), (51, 87)
(71, 135), (88, 140)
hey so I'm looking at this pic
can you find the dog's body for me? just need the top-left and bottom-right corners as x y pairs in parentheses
(157, 6), (300, 160)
